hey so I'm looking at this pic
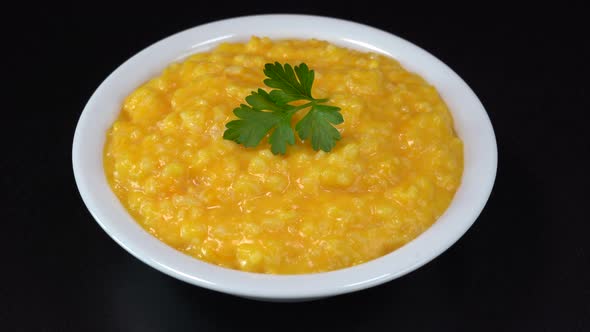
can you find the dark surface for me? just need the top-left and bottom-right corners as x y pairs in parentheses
(4, 3), (590, 331)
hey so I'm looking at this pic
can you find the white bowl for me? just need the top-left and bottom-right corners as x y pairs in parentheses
(72, 14), (497, 301)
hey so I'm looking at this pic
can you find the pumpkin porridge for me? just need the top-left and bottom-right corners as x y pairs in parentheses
(104, 37), (463, 274)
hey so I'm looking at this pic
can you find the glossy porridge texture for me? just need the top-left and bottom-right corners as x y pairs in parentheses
(104, 37), (463, 274)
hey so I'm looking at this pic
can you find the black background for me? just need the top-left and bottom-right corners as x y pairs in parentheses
(4, 2), (590, 331)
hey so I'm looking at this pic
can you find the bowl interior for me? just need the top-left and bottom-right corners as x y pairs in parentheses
(72, 14), (497, 300)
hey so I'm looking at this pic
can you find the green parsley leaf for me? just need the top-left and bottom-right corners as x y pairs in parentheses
(263, 62), (315, 103)
(223, 90), (295, 150)
(223, 105), (282, 148)
(295, 104), (344, 152)
(269, 117), (296, 155)
(223, 62), (343, 154)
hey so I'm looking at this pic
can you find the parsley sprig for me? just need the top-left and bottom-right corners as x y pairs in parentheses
(223, 62), (343, 155)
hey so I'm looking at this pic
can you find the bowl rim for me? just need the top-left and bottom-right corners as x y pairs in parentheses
(72, 14), (497, 300)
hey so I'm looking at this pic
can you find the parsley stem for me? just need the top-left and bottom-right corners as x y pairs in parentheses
(290, 101), (316, 113)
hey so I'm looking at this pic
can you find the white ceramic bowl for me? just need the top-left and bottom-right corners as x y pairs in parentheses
(72, 14), (497, 301)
